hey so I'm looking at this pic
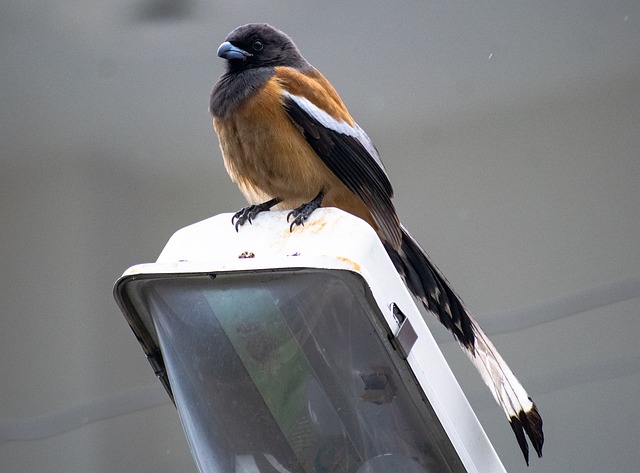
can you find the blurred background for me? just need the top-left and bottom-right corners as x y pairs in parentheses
(1, 1), (639, 472)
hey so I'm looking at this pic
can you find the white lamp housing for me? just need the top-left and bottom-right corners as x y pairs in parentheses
(114, 208), (506, 473)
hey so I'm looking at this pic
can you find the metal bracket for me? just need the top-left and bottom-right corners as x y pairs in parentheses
(389, 303), (418, 359)
(146, 348), (175, 404)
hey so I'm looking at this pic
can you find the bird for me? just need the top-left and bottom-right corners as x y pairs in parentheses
(209, 23), (543, 465)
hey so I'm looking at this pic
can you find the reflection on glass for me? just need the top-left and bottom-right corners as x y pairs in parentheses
(127, 270), (460, 473)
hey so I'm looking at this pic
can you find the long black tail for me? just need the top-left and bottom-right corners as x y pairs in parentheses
(385, 225), (544, 465)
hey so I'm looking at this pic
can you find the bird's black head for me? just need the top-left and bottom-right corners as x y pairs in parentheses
(217, 23), (309, 72)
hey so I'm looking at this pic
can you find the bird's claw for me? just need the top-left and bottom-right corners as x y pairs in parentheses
(286, 209), (306, 232)
(231, 205), (261, 231)
(231, 198), (281, 231)
(286, 192), (324, 232)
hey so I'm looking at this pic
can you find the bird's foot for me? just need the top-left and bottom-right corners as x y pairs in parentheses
(286, 191), (324, 231)
(231, 198), (280, 231)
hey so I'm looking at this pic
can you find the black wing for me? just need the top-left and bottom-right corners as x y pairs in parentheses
(283, 94), (401, 246)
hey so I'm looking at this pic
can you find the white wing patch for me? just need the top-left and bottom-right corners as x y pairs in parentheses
(282, 92), (387, 173)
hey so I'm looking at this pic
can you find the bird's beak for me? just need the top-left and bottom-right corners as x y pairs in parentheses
(217, 41), (251, 61)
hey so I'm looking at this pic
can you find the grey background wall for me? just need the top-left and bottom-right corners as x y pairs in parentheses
(1, 1), (639, 472)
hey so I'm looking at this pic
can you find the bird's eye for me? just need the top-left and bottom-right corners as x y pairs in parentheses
(252, 40), (263, 51)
